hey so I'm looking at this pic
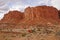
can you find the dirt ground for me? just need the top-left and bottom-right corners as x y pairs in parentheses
(0, 25), (59, 40)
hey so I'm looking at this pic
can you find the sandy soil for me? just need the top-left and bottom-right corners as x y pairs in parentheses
(0, 25), (59, 40)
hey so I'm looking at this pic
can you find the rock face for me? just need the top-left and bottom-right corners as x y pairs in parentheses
(24, 6), (60, 25)
(24, 6), (59, 21)
(0, 6), (60, 25)
(58, 10), (60, 19)
(0, 10), (24, 24)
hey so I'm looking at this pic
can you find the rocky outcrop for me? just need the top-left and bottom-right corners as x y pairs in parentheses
(25, 6), (59, 20)
(24, 6), (59, 24)
(0, 6), (60, 28)
(0, 10), (24, 24)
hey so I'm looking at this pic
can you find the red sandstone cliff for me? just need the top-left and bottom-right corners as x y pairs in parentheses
(24, 6), (59, 24)
(0, 10), (24, 24)
(24, 6), (59, 20)
(0, 6), (60, 28)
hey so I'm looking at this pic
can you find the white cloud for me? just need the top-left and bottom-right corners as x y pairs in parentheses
(0, 0), (10, 19)
(0, 0), (9, 6)
(51, 0), (60, 10)
(9, 5), (25, 11)
(0, 14), (4, 20)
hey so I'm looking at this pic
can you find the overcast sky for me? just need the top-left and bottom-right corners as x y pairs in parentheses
(0, 0), (60, 19)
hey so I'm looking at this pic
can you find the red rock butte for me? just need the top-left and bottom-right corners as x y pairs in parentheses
(0, 6), (60, 26)
(0, 10), (24, 24)
(24, 6), (59, 20)
(24, 6), (60, 24)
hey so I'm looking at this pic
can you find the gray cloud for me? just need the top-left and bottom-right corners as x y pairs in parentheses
(51, 0), (60, 10)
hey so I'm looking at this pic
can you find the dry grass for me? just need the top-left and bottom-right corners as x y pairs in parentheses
(0, 23), (60, 40)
